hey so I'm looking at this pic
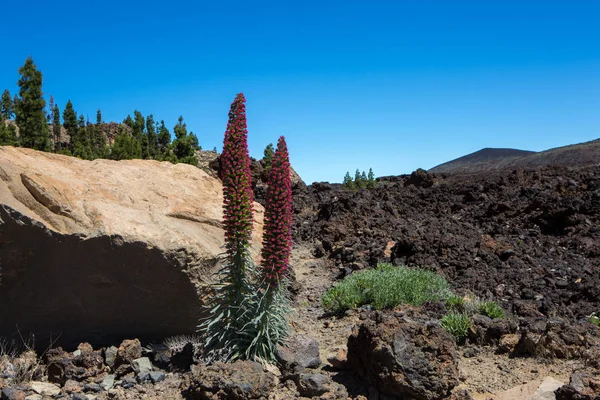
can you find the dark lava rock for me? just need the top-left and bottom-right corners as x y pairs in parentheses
(555, 371), (600, 400)
(405, 168), (434, 188)
(468, 315), (517, 346)
(515, 318), (600, 361)
(275, 334), (321, 378)
(295, 373), (331, 397)
(292, 165), (600, 320)
(347, 310), (459, 400)
(45, 344), (105, 385)
(113, 339), (142, 376)
(185, 360), (277, 400)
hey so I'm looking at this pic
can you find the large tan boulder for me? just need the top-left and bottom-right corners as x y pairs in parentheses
(0, 146), (264, 349)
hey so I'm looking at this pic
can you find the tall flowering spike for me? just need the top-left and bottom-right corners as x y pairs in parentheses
(221, 93), (254, 254)
(261, 136), (293, 284)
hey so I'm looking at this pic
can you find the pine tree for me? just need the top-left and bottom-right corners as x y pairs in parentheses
(354, 169), (363, 189)
(263, 143), (274, 171)
(63, 100), (78, 153)
(367, 168), (376, 188)
(1, 89), (14, 119)
(15, 57), (48, 150)
(111, 126), (141, 160)
(0, 115), (19, 146)
(343, 171), (355, 189)
(52, 103), (61, 152)
(361, 170), (368, 183)
(96, 109), (102, 125)
(156, 120), (171, 157)
(47, 95), (54, 124)
(172, 116), (198, 165)
(145, 114), (157, 158)
(71, 115), (92, 159)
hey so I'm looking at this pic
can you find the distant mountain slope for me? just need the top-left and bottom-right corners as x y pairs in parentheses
(429, 139), (600, 174)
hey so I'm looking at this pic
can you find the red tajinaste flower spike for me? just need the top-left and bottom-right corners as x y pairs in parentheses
(221, 93), (254, 255)
(261, 136), (293, 285)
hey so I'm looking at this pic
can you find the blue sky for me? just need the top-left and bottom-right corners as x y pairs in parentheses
(1, 1), (599, 183)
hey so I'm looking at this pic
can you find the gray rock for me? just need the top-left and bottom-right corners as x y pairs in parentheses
(132, 357), (153, 374)
(104, 346), (118, 368)
(100, 374), (115, 391)
(71, 394), (89, 400)
(137, 372), (151, 383)
(296, 373), (330, 397)
(83, 383), (102, 393)
(275, 334), (321, 377)
(120, 375), (137, 389)
(149, 371), (166, 383)
(24, 395), (42, 400)
(2, 387), (26, 400)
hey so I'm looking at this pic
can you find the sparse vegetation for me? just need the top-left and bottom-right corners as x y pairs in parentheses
(342, 168), (376, 189)
(590, 313), (600, 327)
(322, 264), (451, 313)
(445, 294), (466, 313)
(441, 313), (471, 341)
(478, 301), (505, 319)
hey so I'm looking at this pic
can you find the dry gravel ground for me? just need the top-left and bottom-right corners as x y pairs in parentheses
(288, 244), (586, 399)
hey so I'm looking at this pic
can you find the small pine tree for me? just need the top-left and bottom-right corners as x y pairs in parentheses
(47, 95), (54, 124)
(367, 168), (376, 188)
(343, 171), (355, 189)
(63, 100), (78, 152)
(263, 143), (274, 171)
(354, 169), (364, 189)
(0, 118), (19, 146)
(145, 114), (158, 158)
(172, 116), (198, 165)
(96, 109), (102, 125)
(15, 57), (49, 150)
(111, 126), (142, 160)
(156, 120), (171, 157)
(1, 89), (14, 120)
(52, 103), (61, 152)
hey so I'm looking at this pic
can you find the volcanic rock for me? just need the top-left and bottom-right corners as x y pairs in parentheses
(347, 309), (459, 400)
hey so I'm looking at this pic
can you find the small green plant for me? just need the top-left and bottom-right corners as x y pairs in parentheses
(441, 313), (471, 341)
(589, 313), (600, 327)
(478, 301), (505, 319)
(445, 294), (466, 313)
(322, 264), (451, 313)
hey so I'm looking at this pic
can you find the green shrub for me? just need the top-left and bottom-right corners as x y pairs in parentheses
(441, 313), (471, 341)
(590, 314), (600, 327)
(322, 264), (451, 313)
(478, 301), (505, 319)
(445, 294), (466, 313)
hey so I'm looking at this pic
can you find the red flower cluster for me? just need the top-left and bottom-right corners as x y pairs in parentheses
(261, 136), (293, 284)
(221, 93), (254, 252)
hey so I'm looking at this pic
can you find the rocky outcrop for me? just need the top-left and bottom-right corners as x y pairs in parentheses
(185, 360), (277, 399)
(347, 309), (460, 400)
(0, 147), (264, 349)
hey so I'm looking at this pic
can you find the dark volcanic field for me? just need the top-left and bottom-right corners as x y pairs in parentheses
(290, 166), (600, 320)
